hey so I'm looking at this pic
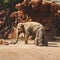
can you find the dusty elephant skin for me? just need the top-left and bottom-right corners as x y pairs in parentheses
(12, 22), (48, 46)
(35, 28), (48, 46)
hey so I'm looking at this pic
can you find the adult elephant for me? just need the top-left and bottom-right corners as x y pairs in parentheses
(11, 22), (48, 46)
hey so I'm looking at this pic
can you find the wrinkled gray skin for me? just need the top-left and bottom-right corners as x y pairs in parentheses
(13, 22), (45, 44)
(35, 27), (48, 46)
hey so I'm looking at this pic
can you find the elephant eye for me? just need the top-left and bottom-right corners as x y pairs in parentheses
(18, 28), (20, 30)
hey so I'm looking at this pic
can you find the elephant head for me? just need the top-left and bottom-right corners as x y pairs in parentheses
(10, 23), (25, 44)
(17, 23), (25, 33)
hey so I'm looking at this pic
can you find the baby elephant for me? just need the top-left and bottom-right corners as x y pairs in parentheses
(14, 22), (48, 46)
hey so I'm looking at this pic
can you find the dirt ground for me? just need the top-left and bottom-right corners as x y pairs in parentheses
(0, 40), (60, 60)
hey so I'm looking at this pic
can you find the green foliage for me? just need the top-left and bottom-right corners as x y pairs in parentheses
(0, 0), (23, 11)
(4, 0), (9, 3)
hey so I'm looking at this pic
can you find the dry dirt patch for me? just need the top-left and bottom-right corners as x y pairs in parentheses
(0, 40), (60, 60)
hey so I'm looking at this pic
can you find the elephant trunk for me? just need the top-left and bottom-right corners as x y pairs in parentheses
(9, 32), (20, 44)
(9, 39), (18, 44)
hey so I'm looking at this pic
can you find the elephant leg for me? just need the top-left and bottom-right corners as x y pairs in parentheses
(41, 29), (48, 46)
(42, 33), (48, 46)
(24, 32), (30, 44)
(24, 35), (28, 44)
(35, 28), (46, 46)
(35, 30), (41, 46)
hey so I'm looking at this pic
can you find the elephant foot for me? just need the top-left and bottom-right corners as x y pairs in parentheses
(43, 44), (48, 46)
(36, 41), (38, 46)
(36, 44), (38, 46)
(44, 43), (48, 46)
(25, 41), (28, 44)
(42, 42), (48, 46)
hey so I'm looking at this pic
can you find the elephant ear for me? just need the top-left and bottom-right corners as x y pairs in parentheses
(21, 24), (25, 32)
(21, 24), (24, 28)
